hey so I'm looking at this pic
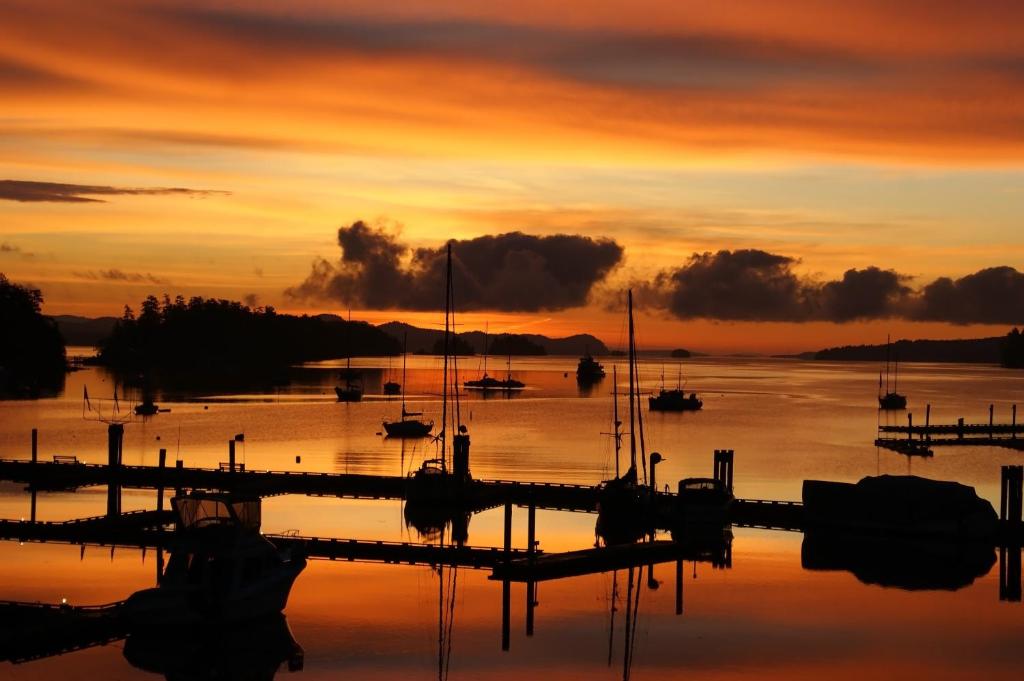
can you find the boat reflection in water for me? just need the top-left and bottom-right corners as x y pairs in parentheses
(801, 532), (996, 591)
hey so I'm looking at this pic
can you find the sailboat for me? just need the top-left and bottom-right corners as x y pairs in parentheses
(383, 333), (434, 438)
(596, 290), (651, 545)
(383, 353), (401, 396)
(648, 365), (702, 412)
(408, 243), (474, 505)
(335, 310), (363, 402)
(878, 334), (907, 410)
(463, 327), (525, 392)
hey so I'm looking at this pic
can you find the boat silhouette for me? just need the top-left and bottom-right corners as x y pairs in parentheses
(123, 493), (306, 626)
(878, 334), (907, 410)
(383, 333), (433, 438)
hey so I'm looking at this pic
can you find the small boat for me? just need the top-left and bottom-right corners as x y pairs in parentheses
(335, 310), (363, 402)
(383, 333), (433, 438)
(649, 366), (702, 412)
(878, 334), (906, 410)
(335, 383), (362, 402)
(134, 400), (159, 416)
(575, 352), (606, 382)
(122, 493), (306, 626)
(464, 329), (525, 391)
(383, 381), (401, 396)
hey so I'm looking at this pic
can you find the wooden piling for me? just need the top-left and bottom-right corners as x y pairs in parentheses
(157, 449), (166, 513)
(228, 440), (236, 473)
(990, 404), (995, 438)
(675, 559), (683, 615)
(30, 429), (37, 464)
(105, 424), (123, 518)
(501, 578), (511, 651)
(907, 413), (913, 442)
(1000, 465), (1023, 526)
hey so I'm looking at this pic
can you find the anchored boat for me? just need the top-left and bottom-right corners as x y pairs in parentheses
(122, 492), (306, 626)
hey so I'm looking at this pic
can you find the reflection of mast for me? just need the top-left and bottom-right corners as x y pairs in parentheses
(607, 570), (619, 666)
(437, 525), (458, 681)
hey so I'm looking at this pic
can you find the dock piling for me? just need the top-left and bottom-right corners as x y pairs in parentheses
(1000, 465), (1023, 528)
(157, 449), (166, 513)
(675, 559), (683, 615)
(1013, 405), (1018, 441)
(30, 428), (37, 464)
(228, 440), (236, 473)
(1000, 546), (1022, 602)
(990, 404), (995, 438)
(105, 424), (123, 518)
(907, 413), (913, 442)
(713, 450), (734, 494)
(501, 578), (511, 651)
(175, 459), (183, 497)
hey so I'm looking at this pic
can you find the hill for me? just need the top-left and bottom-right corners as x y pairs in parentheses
(52, 315), (118, 346)
(378, 321), (608, 356)
(809, 337), (1004, 363)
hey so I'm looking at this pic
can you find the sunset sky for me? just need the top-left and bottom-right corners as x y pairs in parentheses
(2, 0), (1023, 352)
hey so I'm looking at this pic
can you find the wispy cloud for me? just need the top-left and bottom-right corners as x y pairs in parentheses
(0, 180), (228, 203)
(73, 269), (170, 285)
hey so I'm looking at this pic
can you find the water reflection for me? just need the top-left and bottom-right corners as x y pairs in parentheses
(801, 532), (996, 590)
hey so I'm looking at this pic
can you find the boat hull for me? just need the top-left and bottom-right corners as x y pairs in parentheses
(383, 419), (433, 438)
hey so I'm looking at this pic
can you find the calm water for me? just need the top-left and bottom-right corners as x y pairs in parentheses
(1, 355), (1022, 679)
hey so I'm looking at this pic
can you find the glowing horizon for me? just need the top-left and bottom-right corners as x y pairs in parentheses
(2, 0), (1023, 352)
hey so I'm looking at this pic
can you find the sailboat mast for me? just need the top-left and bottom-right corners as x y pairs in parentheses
(885, 334), (891, 394)
(401, 332), (408, 419)
(613, 364), (621, 477)
(440, 244), (451, 471)
(632, 312), (648, 483)
(483, 323), (488, 376)
(627, 291), (637, 470)
(894, 346), (899, 393)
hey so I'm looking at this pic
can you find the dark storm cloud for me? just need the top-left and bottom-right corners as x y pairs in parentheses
(914, 266), (1024, 324)
(639, 249), (810, 321)
(0, 180), (228, 203)
(639, 249), (1020, 324)
(73, 269), (169, 285)
(154, 7), (876, 90)
(285, 221), (623, 311)
(817, 267), (913, 322)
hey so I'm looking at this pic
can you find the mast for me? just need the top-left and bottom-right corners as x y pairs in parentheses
(440, 244), (451, 472)
(482, 322), (488, 377)
(613, 364), (621, 477)
(401, 332), (408, 420)
(632, 308), (648, 483)
(885, 334), (891, 394)
(893, 345), (899, 393)
(627, 290), (637, 471)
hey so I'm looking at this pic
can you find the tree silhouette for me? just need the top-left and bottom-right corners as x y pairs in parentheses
(0, 273), (66, 396)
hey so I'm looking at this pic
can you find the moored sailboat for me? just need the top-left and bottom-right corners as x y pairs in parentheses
(878, 334), (907, 410)
(383, 333), (433, 438)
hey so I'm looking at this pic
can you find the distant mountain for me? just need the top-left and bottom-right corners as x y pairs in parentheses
(51, 315), (118, 347)
(807, 337), (1005, 364)
(378, 321), (609, 356)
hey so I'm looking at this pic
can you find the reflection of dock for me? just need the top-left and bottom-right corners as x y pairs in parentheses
(492, 539), (730, 582)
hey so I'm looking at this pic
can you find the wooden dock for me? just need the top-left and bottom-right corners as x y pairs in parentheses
(877, 404), (1022, 452)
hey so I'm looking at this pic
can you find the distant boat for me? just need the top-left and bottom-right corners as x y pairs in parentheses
(575, 352), (606, 382)
(134, 400), (159, 416)
(335, 310), (363, 402)
(383, 333), (433, 438)
(878, 334), (907, 410)
(122, 492), (305, 626)
(383, 353), (400, 395)
(464, 327), (525, 391)
(648, 366), (702, 412)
